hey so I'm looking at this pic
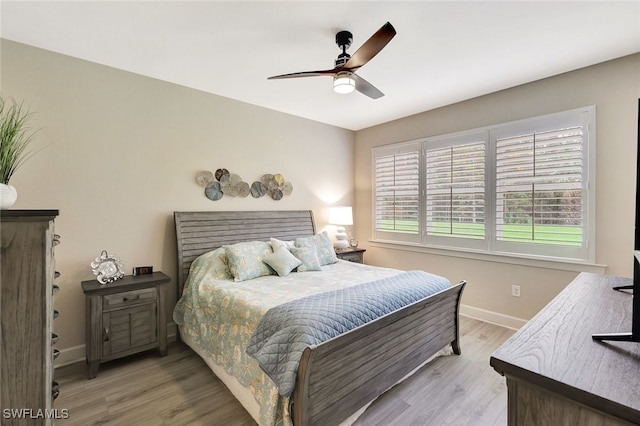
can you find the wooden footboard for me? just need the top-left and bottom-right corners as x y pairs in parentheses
(292, 280), (466, 426)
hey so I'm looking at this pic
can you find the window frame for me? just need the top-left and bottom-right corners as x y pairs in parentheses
(371, 106), (596, 264)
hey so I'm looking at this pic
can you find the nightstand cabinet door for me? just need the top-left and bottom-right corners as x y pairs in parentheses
(102, 302), (158, 357)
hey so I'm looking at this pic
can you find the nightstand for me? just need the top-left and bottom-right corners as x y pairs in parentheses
(81, 272), (170, 379)
(335, 247), (366, 264)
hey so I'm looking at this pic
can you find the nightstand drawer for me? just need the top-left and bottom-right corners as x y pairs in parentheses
(336, 248), (366, 264)
(339, 252), (363, 263)
(103, 288), (156, 310)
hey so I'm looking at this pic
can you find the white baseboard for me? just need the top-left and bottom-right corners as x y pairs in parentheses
(460, 304), (528, 331)
(54, 322), (178, 369)
(56, 311), (523, 369)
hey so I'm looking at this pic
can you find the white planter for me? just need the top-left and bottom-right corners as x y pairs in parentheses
(0, 184), (17, 209)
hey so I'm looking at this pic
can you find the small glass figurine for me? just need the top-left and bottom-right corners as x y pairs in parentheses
(349, 236), (359, 248)
(90, 250), (125, 285)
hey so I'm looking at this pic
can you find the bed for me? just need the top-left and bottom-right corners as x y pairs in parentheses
(173, 210), (465, 426)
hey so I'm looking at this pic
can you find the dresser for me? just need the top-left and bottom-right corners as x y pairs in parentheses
(82, 272), (170, 379)
(1, 210), (60, 425)
(490, 273), (640, 425)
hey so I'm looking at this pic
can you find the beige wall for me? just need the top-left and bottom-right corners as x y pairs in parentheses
(355, 53), (640, 323)
(3, 37), (639, 360)
(1, 40), (355, 358)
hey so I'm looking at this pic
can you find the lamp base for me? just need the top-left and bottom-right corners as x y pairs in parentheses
(334, 226), (349, 250)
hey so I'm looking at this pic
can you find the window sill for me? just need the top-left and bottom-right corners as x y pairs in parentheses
(369, 239), (607, 274)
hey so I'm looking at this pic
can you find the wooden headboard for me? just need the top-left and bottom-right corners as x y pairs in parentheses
(174, 210), (316, 297)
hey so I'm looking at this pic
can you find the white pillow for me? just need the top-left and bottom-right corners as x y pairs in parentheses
(263, 246), (302, 277)
(270, 237), (295, 251)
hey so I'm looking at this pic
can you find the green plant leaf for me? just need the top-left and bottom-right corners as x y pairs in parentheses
(0, 96), (39, 184)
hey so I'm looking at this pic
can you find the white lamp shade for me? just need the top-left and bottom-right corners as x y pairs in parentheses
(329, 206), (353, 226)
(329, 206), (353, 250)
(333, 72), (356, 94)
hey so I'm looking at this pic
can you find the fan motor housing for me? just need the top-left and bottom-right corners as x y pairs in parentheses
(335, 30), (353, 67)
(335, 30), (353, 49)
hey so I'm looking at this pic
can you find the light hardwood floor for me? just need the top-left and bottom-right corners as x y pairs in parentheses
(54, 317), (514, 426)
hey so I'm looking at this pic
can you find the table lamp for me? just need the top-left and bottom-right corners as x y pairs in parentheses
(329, 206), (353, 250)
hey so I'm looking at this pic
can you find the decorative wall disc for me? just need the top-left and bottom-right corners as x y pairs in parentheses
(205, 181), (223, 200)
(215, 168), (229, 181)
(282, 181), (293, 196)
(251, 181), (265, 198)
(196, 170), (215, 187)
(270, 189), (283, 200)
(237, 182), (250, 197)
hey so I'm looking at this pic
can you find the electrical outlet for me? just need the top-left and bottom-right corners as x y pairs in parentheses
(512, 285), (521, 297)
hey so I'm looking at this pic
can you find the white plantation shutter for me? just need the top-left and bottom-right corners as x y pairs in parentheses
(371, 106), (594, 262)
(495, 127), (583, 246)
(426, 141), (486, 240)
(373, 142), (420, 239)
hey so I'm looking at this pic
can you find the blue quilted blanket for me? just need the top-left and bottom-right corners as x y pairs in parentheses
(246, 270), (451, 396)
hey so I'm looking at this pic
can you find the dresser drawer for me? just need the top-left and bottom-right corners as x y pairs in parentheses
(103, 288), (156, 310)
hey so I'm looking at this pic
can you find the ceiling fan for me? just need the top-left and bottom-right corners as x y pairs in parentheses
(268, 22), (396, 99)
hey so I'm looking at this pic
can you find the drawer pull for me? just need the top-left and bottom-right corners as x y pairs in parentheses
(52, 348), (60, 361)
(55, 271), (61, 279)
(103, 327), (110, 342)
(51, 333), (59, 345)
(52, 381), (60, 401)
(123, 295), (140, 302)
(53, 309), (59, 319)
(53, 234), (61, 246)
(52, 284), (60, 295)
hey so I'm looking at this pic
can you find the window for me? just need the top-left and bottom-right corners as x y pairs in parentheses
(425, 131), (487, 251)
(373, 141), (421, 243)
(372, 106), (595, 262)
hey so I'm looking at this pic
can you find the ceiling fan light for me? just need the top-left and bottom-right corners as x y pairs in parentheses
(333, 72), (355, 94)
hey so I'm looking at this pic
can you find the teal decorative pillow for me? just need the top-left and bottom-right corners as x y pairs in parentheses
(263, 246), (302, 277)
(291, 245), (322, 272)
(224, 241), (274, 282)
(295, 232), (337, 266)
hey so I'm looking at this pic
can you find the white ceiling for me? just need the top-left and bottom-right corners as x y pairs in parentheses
(2, 1), (639, 131)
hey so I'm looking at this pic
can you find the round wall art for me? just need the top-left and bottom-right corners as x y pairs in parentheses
(196, 168), (293, 201)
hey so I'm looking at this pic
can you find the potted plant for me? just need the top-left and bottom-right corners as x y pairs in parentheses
(0, 96), (38, 209)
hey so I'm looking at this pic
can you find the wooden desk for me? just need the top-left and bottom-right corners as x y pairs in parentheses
(490, 273), (640, 425)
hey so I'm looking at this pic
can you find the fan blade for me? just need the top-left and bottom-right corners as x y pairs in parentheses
(268, 69), (336, 79)
(344, 22), (396, 71)
(353, 74), (384, 99)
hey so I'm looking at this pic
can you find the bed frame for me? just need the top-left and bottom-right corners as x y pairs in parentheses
(174, 210), (465, 426)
